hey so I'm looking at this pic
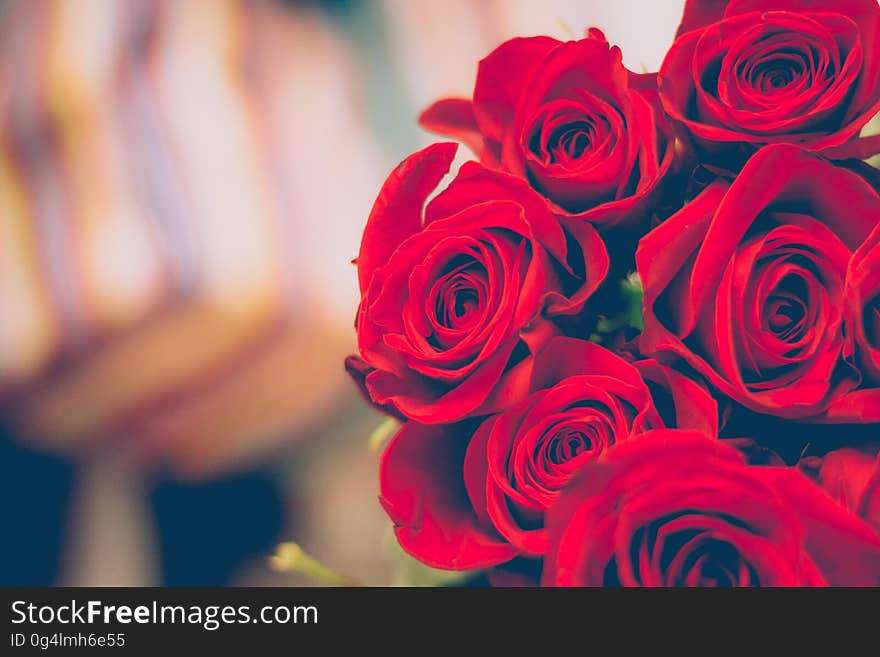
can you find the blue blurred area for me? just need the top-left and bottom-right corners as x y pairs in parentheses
(0, 424), (285, 586)
(0, 426), (73, 585)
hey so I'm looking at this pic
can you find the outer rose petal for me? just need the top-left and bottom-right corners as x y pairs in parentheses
(418, 99), (484, 156)
(380, 421), (518, 570)
(826, 389), (880, 422)
(357, 142), (458, 295)
(365, 338), (518, 424)
(675, 0), (730, 37)
(832, 218), (880, 422)
(802, 445), (880, 533)
(343, 355), (405, 421)
(638, 180), (726, 342)
(528, 338), (666, 433)
(634, 359), (719, 436)
(425, 162), (568, 256)
(472, 36), (558, 143)
(761, 465), (880, 585)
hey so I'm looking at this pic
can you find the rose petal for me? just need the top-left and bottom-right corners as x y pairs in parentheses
(380, 421), (518, 570)
(357, 142), (458, 295)
(419, 99), (485, 156)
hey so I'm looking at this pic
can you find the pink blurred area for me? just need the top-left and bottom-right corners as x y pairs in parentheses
(0, 0), (683, 585)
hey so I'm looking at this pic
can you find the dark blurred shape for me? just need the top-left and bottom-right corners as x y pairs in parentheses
(150, 471), (285, 586)
(0, 425), (74, 585)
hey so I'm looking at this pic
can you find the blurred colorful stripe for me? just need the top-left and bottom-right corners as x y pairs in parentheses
(0, 0), (384, 478)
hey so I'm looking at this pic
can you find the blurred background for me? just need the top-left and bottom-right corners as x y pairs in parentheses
(0, 0), (684, 586)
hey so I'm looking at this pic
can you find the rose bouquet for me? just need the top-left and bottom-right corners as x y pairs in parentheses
(346, 0), (880, 586)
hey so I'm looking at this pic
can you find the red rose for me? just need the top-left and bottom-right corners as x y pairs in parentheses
(379, 337), (717, 569)
(543, 430), (880, 586)
(419, 30), (675, 230)
(660, 0), (880, 163)
(801, 445), (880, 532)
(637, 144), (880, 419)
(347, 143), (608, 423)
(834, 222), (880, 420)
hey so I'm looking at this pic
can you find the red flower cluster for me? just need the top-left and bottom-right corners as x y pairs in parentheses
(347, 0), (880, 586)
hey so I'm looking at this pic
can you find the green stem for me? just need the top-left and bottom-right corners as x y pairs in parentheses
(369, 416), (401, 453)
(269, 542), (359, 586)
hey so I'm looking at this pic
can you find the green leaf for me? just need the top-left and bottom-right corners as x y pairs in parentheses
(621, 271), (644, 331)
(593, 273), (644, 336)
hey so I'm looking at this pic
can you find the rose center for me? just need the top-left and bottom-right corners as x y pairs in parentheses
(511, 409), (617, 511)
(436, 276), (482, 330)
(761, 272), (811, 343)
(428, 256), (489, 335)
(765, 293), (806, 340)
(751, 57), (802, 94)
(526, 103), (615, 170)
(545, 426), (594, 465)
(547, 121), (597, 162)
(641, 517), (760, 587)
